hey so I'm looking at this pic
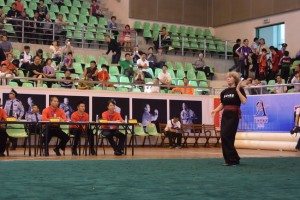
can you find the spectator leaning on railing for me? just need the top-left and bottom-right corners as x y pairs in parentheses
(291, 71), (300, 92)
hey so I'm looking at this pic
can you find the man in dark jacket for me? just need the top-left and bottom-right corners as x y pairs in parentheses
(105, 35), (121, 64)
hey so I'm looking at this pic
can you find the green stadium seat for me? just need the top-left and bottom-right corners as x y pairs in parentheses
(8, 81), (18, 87)
(73, 30), (83, 40)
(28, 2), (37, 10)
(154, 68), (162, 78)
(4, 23), (15, 34)
(60, 5), (69, 14)
(70, 7), (80, 16)
(73, 63), (83, 74)
(198, 81), (210, 93)
(86, 55), (96, 63)
(172, 41), (181, 49)
(96, 32), (105, 42)
(143, 22), (151, 31)
(175, 62), (184, 71)
(169, 25), (178, 34)
(98, 57), (108, 66)
(152, 23), (160, 32)
(109, 66), (120, 76)
(66, 30), (73, 39)
(204, 29), (212, 37)
(185, 63), (194, 72)
(73, 0), (82, 8)
(116, 87), (128, 92)
(78, 15), (88, 24)
(176, 69), (185, 79)
(99, 17), (108, 26)
(81, 8), (90, 17)
(22, 82), (34, 88)
(187, 70), (196, 80)
(196, 71), (207, 81)
(89, 16), (98, 26)
(134, 21), (143, 30)
(166, 61), (174, 70)
(64, 0), (72, 7)
(84, 31), (95, 41)
(50, 4), (59, 13)
(82, 1), (91, 9)
(177, 79), (184, 86)
(178, 26), (187, 36)
(189, 80), (198, 87)
(74, 55), (85, 64)
(109, 75), (118, 83)
(143, 29), (152, 38)
(132, 88), (142, 93)
(0, 0), (5, 7)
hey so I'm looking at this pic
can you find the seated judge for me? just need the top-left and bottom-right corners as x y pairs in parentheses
(164, 117), (182, 149)
(25, 104), (42, 134)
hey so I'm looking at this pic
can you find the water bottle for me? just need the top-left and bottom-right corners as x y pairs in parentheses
(124, 115), (128, 123)
(54, 113), (57, 118)
(95, 115), (99, 122)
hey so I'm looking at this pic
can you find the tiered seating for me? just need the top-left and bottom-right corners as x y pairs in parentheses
(134, 20), (229, 56)
(2, 0), (109, 44)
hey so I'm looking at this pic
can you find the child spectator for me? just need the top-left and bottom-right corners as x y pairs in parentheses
(0, 63), (15, 85)
(97, 64), (110, 87)
(61, 52), (74, 73)
(108, 16), (118, 38)
(43, 58), (56, 88)
(37, 0), (48, 20)
(19, 45), (32, 75)
(60, 70), (73, 88)
(119, 53), (134, 78)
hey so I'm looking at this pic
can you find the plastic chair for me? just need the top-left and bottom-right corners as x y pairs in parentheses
(22, 82), (34, 87)
(50, 4), (59, 13)
(109, 66), (120, 76)
(6, 124), (29, 155)
(134, 21), (143, 30)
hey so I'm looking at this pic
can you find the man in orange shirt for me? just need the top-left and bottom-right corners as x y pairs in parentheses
(97, 64), (110, 86)
(70, 101), (95, 156)
(0, 104), (8, 156)
(101, 100), (125, 156)
(172, 77), (194, 95)
(42, 96), (69, 156)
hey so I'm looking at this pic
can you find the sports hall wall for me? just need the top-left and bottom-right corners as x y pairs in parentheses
(214, 10), (300, 56)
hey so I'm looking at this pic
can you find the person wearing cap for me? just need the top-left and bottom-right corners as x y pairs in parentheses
(0, 102), (8, 156)
(4, 89), (24, 150)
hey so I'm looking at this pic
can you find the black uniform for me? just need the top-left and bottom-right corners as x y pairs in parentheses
(220, 87), (246, 165)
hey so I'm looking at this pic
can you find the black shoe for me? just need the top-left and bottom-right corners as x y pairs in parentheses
(114, 151), (122, 156)
(90, 148), (96, 155)
(53, 148), (61, 156)
(72, 147), (78, 156)
(0, 153), (5, 157)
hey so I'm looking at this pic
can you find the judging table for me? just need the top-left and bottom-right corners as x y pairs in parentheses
(1, 120), (137, 157)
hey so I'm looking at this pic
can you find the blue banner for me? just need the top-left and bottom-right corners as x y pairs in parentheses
(238, 93), (300, 132)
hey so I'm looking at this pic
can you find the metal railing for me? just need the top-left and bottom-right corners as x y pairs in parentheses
(2, 18), (138, 48)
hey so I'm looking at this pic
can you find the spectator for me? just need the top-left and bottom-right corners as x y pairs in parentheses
(155, 47), (166, 68)
(280, 43), (287, 57)
(250, 37), (259, 78)
(97, 64), (110, 87)
(37, 0), (48, 20)
(236, 39), (252, 78)
(137, 53), (152, 78)
(0, 45), (5, 63)
(257, 38), (269, 55)
(61, 52), (74, 73)
(193, 53), (212, 79)
(83, 60), (98, 81)
(149, 78), (160, 93)
(0, 35), (13, 55)
(15, 0), (24, 13)
(131, 46), (141, 64)
(269, 46), (280, 81)
(90, 0), (104, 18)
(49, 40), (62, 65)
(105, 35), (121, 64)
(133, 68), (145, 85)
(258, 48), (267, 81)
(42, 14), (53, 44)
(0, 9), (6, 30)
(6, 3), (20, 21)
(0, 63), (15, 85)
(61, 39), (74, 56)
(273, 75), (287, 94)
(154, 27), (171, 51)
(19, 45), (32, 75)
(1, 53), (17, 76)
(158, 65), (171, 86)
(28, 55), (44, 86)
(35, 49), (45, 65)
(53, 0), (64, 9)
(54, 13), (68, 41)
(279, 51), (291, 83)
(120, 25), (132, 52)
(119, 53), (134, 78)
(147, 47), (157, 69)
(229, 39), (241, 72)
(60, 70), (73, 88)
(43, 58), (56, 88)
(172, 77), (194, 95)
(29, 11), (42, 43)
(291, 71), (300, 92)
(108, 16), (118, 38)
(164, 117), (182, 149)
